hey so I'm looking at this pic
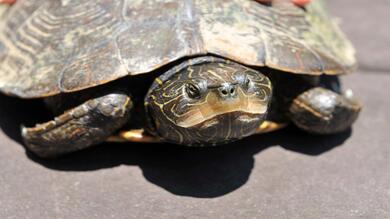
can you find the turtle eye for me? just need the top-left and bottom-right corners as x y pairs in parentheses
(243, 75), (252, 90)
(185, 83), (201, 99)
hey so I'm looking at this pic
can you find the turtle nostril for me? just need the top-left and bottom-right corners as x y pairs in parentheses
(219, 85), (236, 98)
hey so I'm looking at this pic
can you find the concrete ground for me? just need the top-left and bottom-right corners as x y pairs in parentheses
(1, 0), (389, 218)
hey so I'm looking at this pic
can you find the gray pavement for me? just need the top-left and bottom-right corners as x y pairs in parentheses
(1, 0), (390, 218)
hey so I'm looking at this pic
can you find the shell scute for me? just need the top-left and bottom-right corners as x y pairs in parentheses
(0, 0), (355, 98)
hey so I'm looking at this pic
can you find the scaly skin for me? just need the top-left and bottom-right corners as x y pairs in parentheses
(146, 56), (272, 146)
(23, 91), (133, 158)
(289, 87), (361, 134)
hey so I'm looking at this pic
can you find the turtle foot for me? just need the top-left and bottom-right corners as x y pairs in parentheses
(289, 87), (362, 135)
(22, 92), (132, 158)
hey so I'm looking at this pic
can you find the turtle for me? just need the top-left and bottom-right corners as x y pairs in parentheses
(0, 0), (361, 158)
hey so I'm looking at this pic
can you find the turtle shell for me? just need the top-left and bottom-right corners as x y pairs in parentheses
(0, 0), (356, 98)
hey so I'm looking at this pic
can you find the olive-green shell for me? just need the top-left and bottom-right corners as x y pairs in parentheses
(0, 0), (356, 98)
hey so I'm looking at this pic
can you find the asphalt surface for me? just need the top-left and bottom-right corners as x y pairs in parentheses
(1, 0), (389, 218)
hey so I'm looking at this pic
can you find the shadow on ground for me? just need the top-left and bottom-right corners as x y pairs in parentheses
(0, 93), (351, 198)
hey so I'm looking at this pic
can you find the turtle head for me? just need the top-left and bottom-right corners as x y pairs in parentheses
(145, 57), (272, 145)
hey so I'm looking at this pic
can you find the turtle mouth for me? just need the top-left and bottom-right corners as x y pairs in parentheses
(177, 109), (265, 128)
(175, 88), (268, 128)
(182, 111), (266, 144)
(197, 112), (262, 129)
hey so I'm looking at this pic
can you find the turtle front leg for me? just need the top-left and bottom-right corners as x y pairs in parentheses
(22, 92), (132, 158)
(288, 87), (362, 134)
